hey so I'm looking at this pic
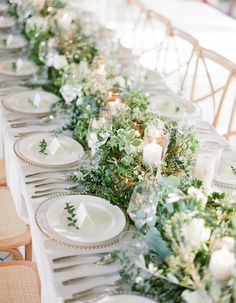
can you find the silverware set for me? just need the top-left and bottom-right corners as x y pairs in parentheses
(52, 252), (122, 302)
(10, 114), (56, 128)
(25, 169), (86, 198)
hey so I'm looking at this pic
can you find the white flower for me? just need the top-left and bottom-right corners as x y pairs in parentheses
(187, 187), (207, 206)
(135, 276), (144, 284)
(166, 192), (180, 204)
(26, 16), (48, 33)
(182, 289), (212, 303)
(60, 84), (83, 104)
(181, 218), (211, 250)
(166, 273), (179, 284)
(53, 54), (68, 70)
(209, 247), (235, 281)
(46, 52), (68, 70)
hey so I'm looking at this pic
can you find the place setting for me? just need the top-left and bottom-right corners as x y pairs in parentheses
(0, 33), (27, 53)
(14, 132), (84, 170)
(0, 57), (38, 80)
(35, 193), (129, 249)
(0, 15), (15, 31)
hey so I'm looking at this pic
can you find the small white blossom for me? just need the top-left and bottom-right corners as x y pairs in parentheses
(209, 247), (235, 281)
(188, 187), (207, 206)
(26, 16), (48, 33)
(46, 52), (68, 70)
(181, 218), (211, 250)
(166, 192), (180, 204)
(60, 84), (83, 104)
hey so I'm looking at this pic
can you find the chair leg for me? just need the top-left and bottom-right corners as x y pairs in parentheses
(4, 249), (24, 260)
(25, 241), (32, 261)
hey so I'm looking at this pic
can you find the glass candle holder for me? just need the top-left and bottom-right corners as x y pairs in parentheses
(142, 125), (168, 169)
(194, 140), (224, 194)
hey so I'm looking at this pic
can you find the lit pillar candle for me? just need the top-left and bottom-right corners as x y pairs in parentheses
(106, 92), (122, 116)
(194, 141), (223, 194)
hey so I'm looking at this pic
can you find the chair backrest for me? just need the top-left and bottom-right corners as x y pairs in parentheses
(156, 28), (236, 129)
(192, 48), (236, 129)
(224, 94), (236, 142)
(156, 27), (200, 95)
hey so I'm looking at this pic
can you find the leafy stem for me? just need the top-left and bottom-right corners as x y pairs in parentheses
(39, 139), (48, 155)
(64, 202), (79, 230)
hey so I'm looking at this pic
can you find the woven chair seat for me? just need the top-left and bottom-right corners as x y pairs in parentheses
(0, 187), (27, 241)
(0, 263), (40, 303)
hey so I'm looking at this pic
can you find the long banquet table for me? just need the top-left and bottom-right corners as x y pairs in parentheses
(0, 77), (230, 303)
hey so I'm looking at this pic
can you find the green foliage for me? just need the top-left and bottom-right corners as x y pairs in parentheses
(39, 139), (47, 155)
(162, 127), (198, 177)
(64, 202), (79, 229)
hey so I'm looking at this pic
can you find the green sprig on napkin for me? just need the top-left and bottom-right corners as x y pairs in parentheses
(64, 202), (79, 230)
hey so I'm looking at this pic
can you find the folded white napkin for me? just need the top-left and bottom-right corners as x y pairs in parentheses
(16, 58), (23, 71)
(48, 137), (65, 156)
(6, 34), (13, 46)
(32, 93), (41, 108)
(76, 203), (94, 229)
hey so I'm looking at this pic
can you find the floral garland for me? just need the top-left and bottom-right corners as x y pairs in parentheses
(113, 176), (236, 303)
(7, 1), (236, 303)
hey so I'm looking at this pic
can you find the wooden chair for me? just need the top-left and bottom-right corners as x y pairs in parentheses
(155, 26), (200, 94)
(0, 159), (6, 186)
(189, 47), (236, 131)
(224, 94), (236, 141)
(0, 261), (40, 303)
(0, 187), (32, 260)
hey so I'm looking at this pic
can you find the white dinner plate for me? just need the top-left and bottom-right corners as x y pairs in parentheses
(93, 292), (156, 303)
(151, 93), (201, 122)
(35, 193), (129, 248)
(0, 16), (15, 30)
(46, 195), (126, 243)
(0, 34), (27, 50)
(214, 150), (236, 189)
(3, 90), (59, 115)
(0, 58), (38, 77)
(14, 133), (84, 168)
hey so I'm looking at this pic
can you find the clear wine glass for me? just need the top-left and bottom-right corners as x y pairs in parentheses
(87, 110), (112, 157)
(128, 177), (159, 230)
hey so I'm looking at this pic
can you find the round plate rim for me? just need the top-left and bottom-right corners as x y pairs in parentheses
(35, 193), (130, 249)
(89, 290), (157, 302)
(14, 133), (84, 169)
(3, 90), (59, 115)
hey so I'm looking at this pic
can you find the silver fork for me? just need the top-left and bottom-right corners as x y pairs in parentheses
(63, 271), (119, 286)
(54, 254), (113, 273)
(34, 184), (80, 194)
(31, 188), (85, 199)
(52, 252), (112, 263)
(64, 283), (123, 302)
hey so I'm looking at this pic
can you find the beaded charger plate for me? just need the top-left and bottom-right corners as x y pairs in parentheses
(35, 193), (129, 249)
(14, 133), (84, 169)
(89, 291), (157, 303)
(3, 90), (59, 115)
